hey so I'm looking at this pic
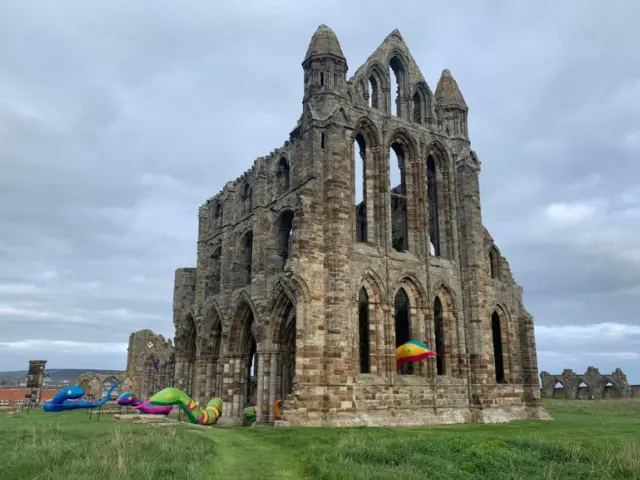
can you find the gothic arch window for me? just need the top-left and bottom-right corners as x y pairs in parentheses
(276, 157), (290, 193)
(491, 311), (505, 383)
(434, 296), (445, 376)
(390, 142), (408, 252)
(389, 56), (407, 118)
(426, 155), (441, 256)
(353, 133), (367, 243)
(394, 288), (412, 375)
(489, 246), (500, 279)
(358, 288), (371, 374)
(278, 210), (294, 270)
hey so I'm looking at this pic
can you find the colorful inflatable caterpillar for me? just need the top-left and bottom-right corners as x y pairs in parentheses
(148, 387), (223, 425)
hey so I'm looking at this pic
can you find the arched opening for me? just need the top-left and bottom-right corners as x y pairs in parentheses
(102, 376), (119, 400)
(358, 288), (371, 374)
(426, 155), (441, 256)
(552, 381), (565, 398)
(199, 318), (222, 399)
(242, 183), (253, 214)
(369, 75), (379, 109)
(206, 246), (222, 297)
(412, 91), (422, 124)
(491, 311), (505, 383)
(575, 380), (590, 399)
(278, 304), (296, 401)
(236, 231), (253, 287)
(276, 157), (290, 193)
(353, 133), (367, 243)
(604, 381), (621, 399)
(183, 314), (197, 395)
(230, 308), (257, 409)
(278, 210), (294, 270)
(247, 337), (257, 407)
(489, 246), (500, 279)
(389, 56), (406, 118)
(394, 288), (412, 375)
(390, 142), (408, 252)
(434, 297), (445, 376)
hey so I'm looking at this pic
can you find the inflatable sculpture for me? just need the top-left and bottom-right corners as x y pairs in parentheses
(116, 392), (172, 415)
(43, 381), (122, 412)
(148, 387), (223, 425)
(396, 340), (436, 370)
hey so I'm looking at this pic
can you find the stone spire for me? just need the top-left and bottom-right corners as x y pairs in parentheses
(301, 25), (347, 104)
(303, 24), (345, 64)
(435, 69), (467, 109)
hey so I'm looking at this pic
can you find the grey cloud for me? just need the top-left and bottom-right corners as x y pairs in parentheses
(1, 0), (639, 382)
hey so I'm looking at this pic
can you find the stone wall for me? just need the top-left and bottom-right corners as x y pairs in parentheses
(125, 329), (175, 399)
(170, 25), (549, 427)
(76, 372), (126, 401)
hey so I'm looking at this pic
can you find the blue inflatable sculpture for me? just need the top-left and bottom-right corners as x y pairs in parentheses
(43, 380), (122, 412)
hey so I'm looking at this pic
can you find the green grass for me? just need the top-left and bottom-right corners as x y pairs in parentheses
(1, 400), (639, 479)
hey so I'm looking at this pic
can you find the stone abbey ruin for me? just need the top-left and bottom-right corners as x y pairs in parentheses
(170, 25), (551, 426)
(541, 367), (635, 400)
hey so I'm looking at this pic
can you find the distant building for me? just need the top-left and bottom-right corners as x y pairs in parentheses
(0, 389), (57, 408)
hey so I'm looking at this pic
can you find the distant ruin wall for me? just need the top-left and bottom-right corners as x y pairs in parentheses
(540, 367), (635, 400)
(125, 329), (175, 398)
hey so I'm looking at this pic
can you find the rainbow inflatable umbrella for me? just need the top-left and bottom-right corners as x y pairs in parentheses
(396, 340), (436, 370)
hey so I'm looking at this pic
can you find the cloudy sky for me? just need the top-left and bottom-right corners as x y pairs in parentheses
(1, 0), (639, 383)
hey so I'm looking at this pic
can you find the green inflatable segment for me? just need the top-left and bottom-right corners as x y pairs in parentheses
(244, 406), (258, 425)
(148, 387), (223, 425)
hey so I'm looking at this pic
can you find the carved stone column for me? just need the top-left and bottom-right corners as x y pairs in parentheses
(174, 356), (188, 391)
(255, 348), (275, 425)
(196, 355), (212, 405)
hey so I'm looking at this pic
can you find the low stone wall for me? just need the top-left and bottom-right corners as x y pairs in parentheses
(543, 384), (640, 400)
(278, 379), (545, 427)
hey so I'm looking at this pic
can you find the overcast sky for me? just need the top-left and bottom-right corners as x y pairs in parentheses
(1, 1), (639, 384)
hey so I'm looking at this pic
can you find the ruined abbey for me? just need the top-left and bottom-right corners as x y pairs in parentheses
(171, 25), (550, 426)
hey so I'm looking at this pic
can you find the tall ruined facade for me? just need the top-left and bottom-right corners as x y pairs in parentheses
(172, 26), (550, 426)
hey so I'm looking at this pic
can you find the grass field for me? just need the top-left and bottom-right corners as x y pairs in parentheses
(1, 400), (639, 480)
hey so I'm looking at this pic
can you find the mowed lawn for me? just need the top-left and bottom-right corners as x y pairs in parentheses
(0, 401), (639, 480)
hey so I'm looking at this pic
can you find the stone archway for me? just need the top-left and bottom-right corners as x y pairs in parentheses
(277, 304), (296, 402)
(175, 314), (197, 395)
(195, 314), (223, 406)
(259, 284), (298, 424)
(225, 297), (258, 418)
(394, 288), (412, 375)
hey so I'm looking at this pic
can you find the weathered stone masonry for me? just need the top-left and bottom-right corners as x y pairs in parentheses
(172, 25), (551, 426)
